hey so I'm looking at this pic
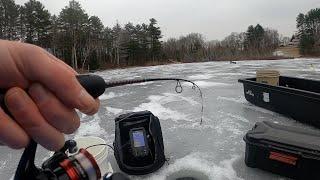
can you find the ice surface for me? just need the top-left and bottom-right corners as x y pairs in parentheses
(188, 74), (214, 80)
(2, 58), (320, 180)
(188, 81), (231, 88)
(213, 72), (243, 76)
(74, 114), (106, 139)
(0, 160), (7, 171)
(144, 153), (243, 180)
(99, 92), (130, 100)
(217, 96), (247, 104)
(106, 106), (124, 115)
(133, 94), (189, 121)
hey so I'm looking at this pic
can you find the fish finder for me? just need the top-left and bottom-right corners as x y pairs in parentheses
(114, 111), (165, 175)
(129, 127), (149, 157)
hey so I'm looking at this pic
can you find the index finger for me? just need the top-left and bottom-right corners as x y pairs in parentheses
(9, 42), (99, 115)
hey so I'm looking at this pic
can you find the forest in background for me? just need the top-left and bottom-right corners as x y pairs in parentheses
(0, 0), (319, 70)
(296, 8), (320, 56)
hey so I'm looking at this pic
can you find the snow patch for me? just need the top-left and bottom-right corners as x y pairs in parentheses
(190, 81), (231, 88)
(163, 93), (199, 106)
(244, 71), (256, 75)
(188, 74), (213, 80)
(224, 112), (249, 123)
(273, 51), (284, 56)
(215, 121), (243, 136)
(167, 117), (214, 131)
(145, 153), (243, 180)
(213, 72), (243, 76)
(133, 94), (188, 121)
(217, 96), (247, 104)
(81, 113), (87, 118)
(133, 82), (154, 86)
(244, 104), (275, 115)
(213, 111), (246, 136)
(99, 92), (129, 100)
(76, 110), (87, 118)
(0, 160), (7, 170)
(106, 106), (123, 115)
(74, 114), (105, 138)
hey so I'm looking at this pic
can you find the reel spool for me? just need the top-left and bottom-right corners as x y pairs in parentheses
(75, 136), (113, 176)
(14, 140), (101, 180)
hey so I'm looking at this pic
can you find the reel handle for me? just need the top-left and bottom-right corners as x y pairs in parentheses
(13, 140), (40, 180)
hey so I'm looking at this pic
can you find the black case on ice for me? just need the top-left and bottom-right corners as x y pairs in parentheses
(244, 121), (320, 179)
(114, 111), (165, 175)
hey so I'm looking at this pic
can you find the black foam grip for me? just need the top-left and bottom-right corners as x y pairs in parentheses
(76, 74), (106, 99)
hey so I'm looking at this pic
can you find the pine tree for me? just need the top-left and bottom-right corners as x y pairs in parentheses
(112, 22), (122, 66)
(22, 0), (51, 47)
(138, 23), (151, 64)
(254, 24), (265, 51)
(59, 0), (89, 69)
(148, 18), (162, 62)
(103, 27), (113, 64)
(296, 8), (320, 55)
(49, 15), (59, 55)
(296, 13), (305, 38)
(85, 16), (104, 69)
(244, 24), (266, 55)
(244, 25), (255, 51)
(0, 0), (20, 40)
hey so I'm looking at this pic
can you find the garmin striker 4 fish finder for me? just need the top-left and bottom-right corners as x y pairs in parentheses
(129, 127), (150, 157)
(114, 111), (166, 175)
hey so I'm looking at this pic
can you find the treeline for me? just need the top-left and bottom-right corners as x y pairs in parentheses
(0, 0), (162, 70)
(163, 24), (280, 61)
(297, 8), (320, 55)
(0, 0), (282, 70)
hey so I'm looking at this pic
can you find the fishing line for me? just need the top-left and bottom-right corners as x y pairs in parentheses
(85, 144), (114, 151)
(104, 78), (204, 124)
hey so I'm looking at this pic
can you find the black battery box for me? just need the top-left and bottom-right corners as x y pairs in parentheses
(244, 121), (320, 179)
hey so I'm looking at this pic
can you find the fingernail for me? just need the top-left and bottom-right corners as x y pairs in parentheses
(5, 89), (27, 111)
(78, 89), (95, 114)
(30, 84), (48, 103)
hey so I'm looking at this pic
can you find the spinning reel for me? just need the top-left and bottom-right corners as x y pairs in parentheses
(14, 139), (129, 180)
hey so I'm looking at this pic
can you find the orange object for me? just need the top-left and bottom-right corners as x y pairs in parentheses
(60, 159), (80, 180)
(269, 151), (298, 166)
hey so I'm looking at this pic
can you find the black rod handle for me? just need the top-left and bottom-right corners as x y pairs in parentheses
(76, 74), (106, 99)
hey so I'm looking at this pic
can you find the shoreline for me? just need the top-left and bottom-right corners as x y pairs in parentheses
(78, 55), (320, 73)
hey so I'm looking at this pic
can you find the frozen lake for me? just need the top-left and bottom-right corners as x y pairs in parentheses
(1, 58), (320, 180)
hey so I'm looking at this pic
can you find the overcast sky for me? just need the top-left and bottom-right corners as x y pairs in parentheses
(15, 0), (320, 41)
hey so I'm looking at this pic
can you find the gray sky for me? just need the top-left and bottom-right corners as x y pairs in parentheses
(15, 0), (320, 41)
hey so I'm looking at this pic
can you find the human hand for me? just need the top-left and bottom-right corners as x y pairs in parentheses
(0, 40), (99, 151)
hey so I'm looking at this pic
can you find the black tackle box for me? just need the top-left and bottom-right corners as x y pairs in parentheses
(244, 121), (320, 179)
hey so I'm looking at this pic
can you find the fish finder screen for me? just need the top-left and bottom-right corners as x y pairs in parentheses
(132, 130), (145, 147)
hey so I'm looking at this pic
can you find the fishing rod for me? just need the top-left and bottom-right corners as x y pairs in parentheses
(0, 74), (204, 124)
